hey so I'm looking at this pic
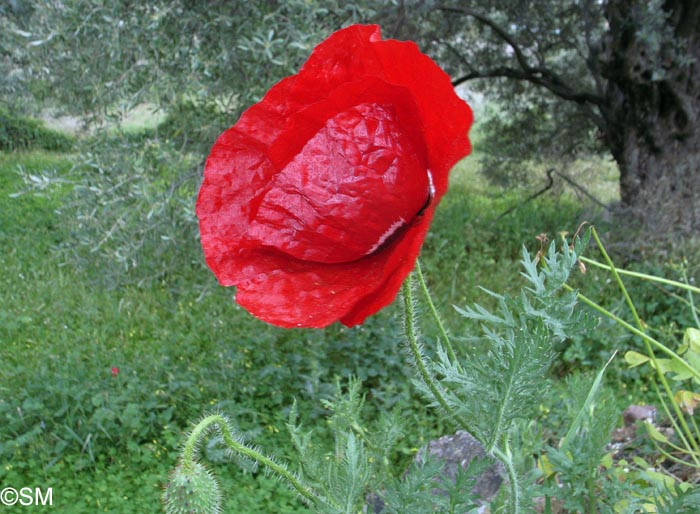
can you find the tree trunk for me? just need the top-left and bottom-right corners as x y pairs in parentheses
(600, 0), (700, 234)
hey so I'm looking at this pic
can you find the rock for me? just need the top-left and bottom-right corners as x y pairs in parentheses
(366, 430), (503, 513)
(612, 405), (658, 446)
(416, 430), (504, 503)
(622, 405), (656, 425)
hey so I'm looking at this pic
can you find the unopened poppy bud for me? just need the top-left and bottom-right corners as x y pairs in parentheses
(163, 461), (221, 514)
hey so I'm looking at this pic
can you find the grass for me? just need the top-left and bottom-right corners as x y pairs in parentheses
(2, 143), (696, 511)
(40, 103), (168, 136)
(422, 151), (618, 332)
(0, 150), (311, 512)
(1, 148), (427, 512)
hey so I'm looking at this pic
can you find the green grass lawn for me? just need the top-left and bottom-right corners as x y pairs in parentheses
(4, 146), (694, 512)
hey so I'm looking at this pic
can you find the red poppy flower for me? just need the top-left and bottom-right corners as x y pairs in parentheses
(196, 24), (472, 328)
(111, 367), (120, 378)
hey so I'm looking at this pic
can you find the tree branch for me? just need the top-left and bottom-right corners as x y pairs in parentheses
(452, 67), (603, 105)
(452, 67), (605, 131)
(439, 6), (532, 72)
(439, 5), (605, 110)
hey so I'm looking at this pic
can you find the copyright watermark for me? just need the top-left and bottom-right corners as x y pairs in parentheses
(1, 487), (52, 507)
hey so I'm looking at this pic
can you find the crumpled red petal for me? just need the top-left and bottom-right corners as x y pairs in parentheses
(196, 24), (472, 328)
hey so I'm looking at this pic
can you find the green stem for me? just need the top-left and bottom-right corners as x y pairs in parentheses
(580, 253), (700, 323)
(653, 443), (700, 468)
(568, 287), (700, 382)
(401, 279), (475, 433)
(650, 380), (700, 467)
(487, 362), (514, 454)
(415, 260), (460, 367)
(579, 255), (700, 295)
(573, 282), (700, 458)
(493, 440), (520, 514)
(587, 474), (596, 514)
(590, 228), (643, 331)
(590, 228), (700, 458)
(181, 415), (217, 470)
(182, 414), (326, 507)
(691, 411), (700, 445)
(683, 269), (700, 328)
(405, 273), (525, 510)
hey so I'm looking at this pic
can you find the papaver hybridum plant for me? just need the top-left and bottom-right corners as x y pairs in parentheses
(171, 22), (686, 514)
(196, 24), (472, 328)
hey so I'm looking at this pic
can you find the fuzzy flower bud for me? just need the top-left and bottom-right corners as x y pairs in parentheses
(163, 461), (221, 514)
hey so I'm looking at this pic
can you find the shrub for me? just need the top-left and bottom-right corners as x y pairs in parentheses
(0, 108), (74, 151)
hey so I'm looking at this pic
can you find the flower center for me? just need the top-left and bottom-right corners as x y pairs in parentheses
(250, 102), (430, 264)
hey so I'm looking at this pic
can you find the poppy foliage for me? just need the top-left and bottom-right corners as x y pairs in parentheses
(196, 24), (472, 328)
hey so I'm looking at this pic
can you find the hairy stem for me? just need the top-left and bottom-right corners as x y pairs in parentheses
(182, 414), (326, 507)
(401, 278), (481, 434)
(587, 474), (596, 514)
(415, 259), (460, 366)
(403, 276), (520, 511)
(487, 360), (515, 454)
(493, 440), (520, 514)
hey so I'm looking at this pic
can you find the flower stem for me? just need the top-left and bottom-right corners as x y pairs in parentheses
(182, 414), (325, 507)
(415, 260), (460, 367)
(401, 278), (476, 435)
(402, 275), (520, 512)
(181, 415), (217, 470)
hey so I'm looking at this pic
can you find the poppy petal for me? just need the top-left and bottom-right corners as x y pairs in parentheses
(196, 24), (472, 328)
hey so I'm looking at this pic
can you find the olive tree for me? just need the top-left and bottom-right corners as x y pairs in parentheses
(2, 0), (376, 122)
(400, 0), (700, 234)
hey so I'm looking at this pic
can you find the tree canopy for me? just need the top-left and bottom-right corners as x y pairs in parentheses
(400, 0), (699, 234)
(3, 0), (698, 233)
(1, 1), (375, 120)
